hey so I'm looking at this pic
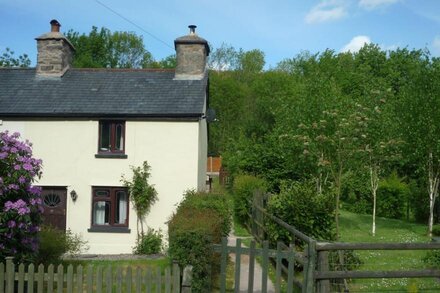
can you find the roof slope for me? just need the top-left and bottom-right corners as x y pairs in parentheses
(0, 68), (207, 118)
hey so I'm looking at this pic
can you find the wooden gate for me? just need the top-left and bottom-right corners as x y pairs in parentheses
(214, 237), (314, 293)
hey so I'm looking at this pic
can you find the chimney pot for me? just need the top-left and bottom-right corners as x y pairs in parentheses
(188, 25), (197, 35)
(50, 19), (61, 32)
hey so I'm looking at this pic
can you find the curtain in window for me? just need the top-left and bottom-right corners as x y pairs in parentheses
(117, 191), (127, 224)
(94, 201), (107, 225)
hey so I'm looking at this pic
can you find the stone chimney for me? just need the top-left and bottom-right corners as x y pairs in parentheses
(35, 19), (75, 77)
(174, 25), (210, 80)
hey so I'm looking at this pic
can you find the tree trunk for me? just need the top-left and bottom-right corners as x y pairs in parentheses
(428, 152), (440, 237)
(372, 187), (377, 236)
(370, 161), (379, 237)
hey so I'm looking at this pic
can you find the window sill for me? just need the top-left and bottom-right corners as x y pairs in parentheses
(95, 153), (128, 159)
(88, 226), (131, 233)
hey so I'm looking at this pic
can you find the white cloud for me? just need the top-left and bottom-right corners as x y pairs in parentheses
(341, 35), (372, 52)
(359, 0), (400, 10)
(432, 36), (440, 55)
(305, 0), (348, 24)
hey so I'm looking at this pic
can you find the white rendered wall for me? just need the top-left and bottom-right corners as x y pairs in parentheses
(0, 119), (204, 254)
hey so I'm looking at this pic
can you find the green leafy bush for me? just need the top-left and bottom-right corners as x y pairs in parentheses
(423, 250), (440, 268)
(341, 171), (372, 214)
(133, 228), (163, 255)
(177, 190), (231, 236)
(168, 208), (223, 293)
(266, 181), (335, 246)
(232, 175), (266, 224)
(432, 225), (440, 237)
(377, 172), (409, 219)
(36, 226), (88, 265)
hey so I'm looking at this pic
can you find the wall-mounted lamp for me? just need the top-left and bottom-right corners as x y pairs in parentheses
(70, 190), (78, 201)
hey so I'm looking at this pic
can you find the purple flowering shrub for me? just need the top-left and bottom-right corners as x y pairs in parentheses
(0, 131), (43, 263)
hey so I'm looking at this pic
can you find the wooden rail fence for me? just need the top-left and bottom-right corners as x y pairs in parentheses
(1, 257), (192, 293)
(248, 191), (440, 292)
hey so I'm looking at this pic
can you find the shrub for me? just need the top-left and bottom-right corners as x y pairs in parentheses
(232, 175), (266, 225)
(377, 172), (409, 220)
(266, 181), (335, 246)
(36, 226), (88, 265)
(168, 190), (231, 293)
(423, 250), (440, 268)
(177, 190), (231, 236)
(341, 171), (372, 214)
(168, 208), (223, 293)
(133, 228), (163, 255)
(432, 225), (440, 237)
(0, 131), (43, 263)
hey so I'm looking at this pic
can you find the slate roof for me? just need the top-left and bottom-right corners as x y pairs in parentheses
(0, 68), (207, 119)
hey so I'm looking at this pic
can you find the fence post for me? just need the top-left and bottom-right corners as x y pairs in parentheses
(181, 265), (193, 293)
(317, 250), (330, 293)
(304, 241), (317, 293)
(251, 195), (257, 237)
(5, 257), (14, 293)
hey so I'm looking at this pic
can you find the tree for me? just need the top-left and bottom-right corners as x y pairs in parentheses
(66, 26), (154, 68)
(354, 100), (400, 236)
(0, 48), (31, 67)
(396, 51), (440, 236)
(238, 49), (265, 73)
(208, 43), (240, 71)
(0, 131), (43, 263)
(121, 161), (158, 238)
(148, 54), (176, 69)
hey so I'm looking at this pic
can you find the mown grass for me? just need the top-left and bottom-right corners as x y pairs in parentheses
(61, 257), (171, 270)
(339, 210), (440, 292)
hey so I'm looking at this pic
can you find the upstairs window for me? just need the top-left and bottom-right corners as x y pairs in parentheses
(98, 121), (125, 154)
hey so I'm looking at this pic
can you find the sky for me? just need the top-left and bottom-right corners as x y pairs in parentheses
(1, 0), (440, 68)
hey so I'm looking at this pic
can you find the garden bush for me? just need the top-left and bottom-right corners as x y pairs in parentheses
(133, 227), (163, 255)
(168, 190), (230, 293)
(232, 174), (266, 225)
(266, 180), (335, 246)
(341, 171), (372, 214)
(377, 172), (409, 219)
(0, 131), (43, 263)
(432, 225), (440, 237)
(168, 208), (223, 293)
(177, 190), (231, 236)
(36, 226), (88, 265)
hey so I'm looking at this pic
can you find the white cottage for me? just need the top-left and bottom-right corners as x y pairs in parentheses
(0, 20), (209, 254)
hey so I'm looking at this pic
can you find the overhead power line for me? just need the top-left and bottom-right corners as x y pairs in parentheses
(94, 0), (174, 51)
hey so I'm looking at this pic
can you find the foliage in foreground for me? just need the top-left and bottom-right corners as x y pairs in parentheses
(0, 131), (43, 263)
(232, 174), (266, 225)
(133, 227), (163, 255)
(121, 161), (158, 237)
(36, 226), (89, 265)
(266, 181), (335, 245)
(168, 190), (231, 293)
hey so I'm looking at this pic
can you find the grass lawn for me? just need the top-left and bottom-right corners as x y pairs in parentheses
(339, 210), (440, 292)
(62, 257), (171, 270)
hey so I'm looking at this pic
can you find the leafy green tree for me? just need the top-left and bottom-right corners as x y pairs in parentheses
(395, 51), (440, 236)
(0, 48), (31, 67)
(66, 26), (154, 68)
(238, 49), (265, 73)
(208, 43), (240, 71)
(121, 161), (158, 238)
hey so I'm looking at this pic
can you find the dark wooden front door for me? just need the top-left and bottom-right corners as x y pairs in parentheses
(41, 187), (67, 230)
